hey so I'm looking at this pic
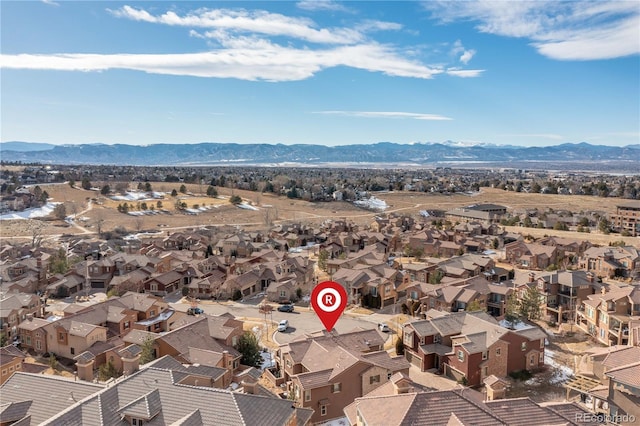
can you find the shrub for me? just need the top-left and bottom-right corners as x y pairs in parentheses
(395, 338), (404, 356)
(232, 289), (242, 301)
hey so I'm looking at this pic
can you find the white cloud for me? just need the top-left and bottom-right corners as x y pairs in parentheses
(1, 5), (483, 82)
(109, 6), (364, 44)
(0, 42), (445, 81)
(425, 1), (640, 60)
(315, 111), (453, 120)
(450, 39), (476, 64)
(296, 0), (350, 13)
(459, 49), (475, 64)
(446, 68), (484, 77)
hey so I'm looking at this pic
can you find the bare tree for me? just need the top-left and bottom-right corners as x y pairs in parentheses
(28, 220), (46, 248)
(93, 208), (105, 237)
(134, 216), (144, 232)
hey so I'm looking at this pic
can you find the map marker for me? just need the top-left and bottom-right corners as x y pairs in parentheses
(311, 280), (347, 332)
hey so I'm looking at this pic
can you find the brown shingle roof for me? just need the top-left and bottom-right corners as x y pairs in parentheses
(605, 361), (640, 387)
(484, 397), (571, 425)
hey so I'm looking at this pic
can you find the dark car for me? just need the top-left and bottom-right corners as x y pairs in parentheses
(187, 307), (204, 315)
(278, 304), (294, 313)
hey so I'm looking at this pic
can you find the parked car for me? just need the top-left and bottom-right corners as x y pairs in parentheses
(187, 307), (204, 315)
(278, 319), (289, 332)
(278, 304), (294, 313)
(378, 323), (390, 332)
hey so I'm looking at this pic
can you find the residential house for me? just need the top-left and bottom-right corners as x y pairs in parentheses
(0, 345), (26, 385)
(505, 241), (558, 270)
(531, 270), (599, 324)
(17, 316), (49, 353)
(275, 329), (409, 424)
(605, 362), (640, 420)
(153, 314), (245, 388)
(0, 363), (313, 425)
(610, 200), (640, 237)
(579, 246), (640, 279)
(344, 373), (595, 426)
(143, 269), (185, 296)
(403, 311), (546, 386)
(0, 292), (42, 342)
(575, 284), (640, 346)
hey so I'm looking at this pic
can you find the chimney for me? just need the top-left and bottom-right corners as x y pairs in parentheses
(528, 272), (535, 283)
(27, 314), (33, 322)
(586, 272), (594, 283)
(601, 286), (607, 295)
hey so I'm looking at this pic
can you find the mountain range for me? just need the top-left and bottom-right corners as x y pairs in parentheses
(1, 141), (639, 170)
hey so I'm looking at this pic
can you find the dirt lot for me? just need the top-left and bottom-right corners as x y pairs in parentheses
(1, 184), (638, 248)
(506, 324), (597, 403)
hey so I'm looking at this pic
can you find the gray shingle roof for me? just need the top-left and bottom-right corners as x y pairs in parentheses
(0, 372), (104, 425)
(42, 366), (304, 426)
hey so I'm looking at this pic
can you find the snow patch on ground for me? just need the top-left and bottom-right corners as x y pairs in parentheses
(237, 203), (259, 211)
(0, 202), (59, 220)
(354, 196), (388, 211)
(111, 191), (163, 201)
(260, 351), (275, 370)
(525, 348), (574, 385)
(318, 418), (349, 426)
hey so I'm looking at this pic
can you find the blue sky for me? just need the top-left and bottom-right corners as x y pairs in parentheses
(1, 1), (639, 147)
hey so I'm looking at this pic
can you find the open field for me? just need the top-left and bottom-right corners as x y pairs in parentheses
(1, 184), (638, 248)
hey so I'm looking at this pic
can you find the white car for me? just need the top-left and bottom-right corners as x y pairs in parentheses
(278, 319), (289, 332)
(378, 323), (390, 332)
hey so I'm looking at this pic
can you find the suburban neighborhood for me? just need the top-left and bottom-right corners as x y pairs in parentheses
(1, 173), (639, 425)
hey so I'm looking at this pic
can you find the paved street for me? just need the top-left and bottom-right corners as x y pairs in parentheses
(168, 296), (397, 347)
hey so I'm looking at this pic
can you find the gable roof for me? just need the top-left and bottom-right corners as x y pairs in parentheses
(0, 372), (104, 425)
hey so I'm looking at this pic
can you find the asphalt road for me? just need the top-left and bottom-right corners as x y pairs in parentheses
(168, 296), (397, 346)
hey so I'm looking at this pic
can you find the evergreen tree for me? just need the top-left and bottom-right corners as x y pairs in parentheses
(236, 331), (263, 367)
(520, 285), (542, 321)
(504, 292), (520, 328)
(139, 336), (156, 365)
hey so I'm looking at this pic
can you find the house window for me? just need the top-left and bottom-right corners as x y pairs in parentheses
(2, 370), (6, 376)
(150, 283), (158, 292)
(149, 310), (155, 317)
(540, 339), (544, 349)
(457, 350), (464, 362)
(132, 419), (144, 426)
(419, 336), (425, 345)
(371, 288), (378, 297)
(304, 390), (311, 401)
(280, 290), (287, 297)
(320, 405), (327, 416)
(521, 342), (527, 351)
(26, 336), (31, 345)
(286, 359), (291, 368)
(496, 348), (501, 356)
(70, 347), (75, 355)
(36, 341), (41, 350)
(434, 335), (441, 344)
(410, 291), (418, 300)
(124, 321), (130, 330)
(332, 383), (341, 393)
(539, 353), (544, 362)
(58, 332), (65, 342)
(482, 351), (487, 360)
(530, 356), (535, 365)
(403, 332), (413, 346)
(369, 375), (380, 384)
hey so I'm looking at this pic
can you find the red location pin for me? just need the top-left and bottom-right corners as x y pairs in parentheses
(311, 280), (347, 332)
